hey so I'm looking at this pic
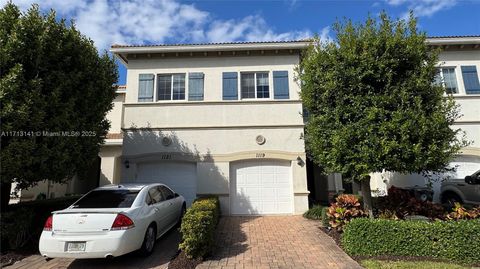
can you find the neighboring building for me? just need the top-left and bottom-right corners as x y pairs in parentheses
(108, 41), (311, 215)
(370, 36), (480, 202)
(10, 86), (126, 203)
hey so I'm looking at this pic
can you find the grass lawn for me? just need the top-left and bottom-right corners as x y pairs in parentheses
(360, 259), (474, 269)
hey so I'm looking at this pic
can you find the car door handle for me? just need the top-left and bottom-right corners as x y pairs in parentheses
(169, 202), (173, 206)
(154, 208), (159, 212)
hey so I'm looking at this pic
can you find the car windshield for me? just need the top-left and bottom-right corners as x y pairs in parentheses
(71, 189), (140, 208)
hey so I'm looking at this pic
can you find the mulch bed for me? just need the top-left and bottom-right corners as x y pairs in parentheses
(0, 251), (30, 267)
(168, 250), (202, 269)
(319, 226), (342, 247)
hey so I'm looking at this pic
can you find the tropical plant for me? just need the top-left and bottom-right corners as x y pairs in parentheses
(446, 203), (480, 220)
(327, 194), (367, 231)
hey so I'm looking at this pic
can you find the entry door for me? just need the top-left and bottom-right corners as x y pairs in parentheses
(231, 160), (293, 215)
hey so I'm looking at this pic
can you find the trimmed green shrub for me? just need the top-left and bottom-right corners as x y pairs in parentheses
(303, 205), (324, 220)
(342, 218), (480, 264)
(179, 196), (220, 259)
(1, 196), (81, 252)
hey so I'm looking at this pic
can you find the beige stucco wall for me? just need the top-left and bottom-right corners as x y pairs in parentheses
(99, 146), (123, 185)
(123, 101), (303, 129)
(16, 181), (68, 202)
(122, 128), (304, 157)
(107, 93), (125, 133)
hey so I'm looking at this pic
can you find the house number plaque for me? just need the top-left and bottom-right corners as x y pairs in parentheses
(161, 154), (172, 160)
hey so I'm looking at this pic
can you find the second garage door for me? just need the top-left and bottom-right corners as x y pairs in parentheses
(135, 162), (197, 206)
(231, 160), (293, 215)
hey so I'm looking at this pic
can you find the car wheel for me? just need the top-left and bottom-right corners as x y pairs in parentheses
(176, 204), (186, 227)
(442, 192), (462, 207)
(139, 224), (156, 256)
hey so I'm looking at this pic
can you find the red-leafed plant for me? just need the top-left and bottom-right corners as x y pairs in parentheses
(327, 194), (367, 231)
(376, 186), (445, 220)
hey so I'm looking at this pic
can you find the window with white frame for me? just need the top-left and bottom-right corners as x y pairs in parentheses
(157, 74), (186, 100)
(434, 67), (458, 94)
(241, 72), (269, 99)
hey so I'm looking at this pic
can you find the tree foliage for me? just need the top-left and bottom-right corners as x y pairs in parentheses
(0, 3), (117, 191)
(298, 12), (467, 184)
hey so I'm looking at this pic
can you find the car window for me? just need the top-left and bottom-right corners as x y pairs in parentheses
(145, 191), (152, 205)
(72, 190), (139, 208)
(148, 187), (164, 204)
(159, 186), (175, 200)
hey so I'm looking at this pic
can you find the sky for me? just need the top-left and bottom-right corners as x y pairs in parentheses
(3, 0), (480, 85)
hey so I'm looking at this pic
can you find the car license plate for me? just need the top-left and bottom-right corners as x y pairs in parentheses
(67, 242), (86, 252)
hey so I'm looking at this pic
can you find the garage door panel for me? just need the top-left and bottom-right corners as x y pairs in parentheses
(135, 162), (197, 206)
(231, 160), (293, 215)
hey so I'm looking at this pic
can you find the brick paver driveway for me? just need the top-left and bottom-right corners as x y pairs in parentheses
(198, 216), (362, 269)
(5, 228), (180, 269)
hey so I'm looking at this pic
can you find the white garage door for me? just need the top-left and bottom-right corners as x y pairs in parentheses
(231, 160), (293, 215)
(135, 162), (197, 206)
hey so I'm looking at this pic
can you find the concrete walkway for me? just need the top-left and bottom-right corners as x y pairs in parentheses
(197, 216), (362, 269)
(5, 228), (180, 269)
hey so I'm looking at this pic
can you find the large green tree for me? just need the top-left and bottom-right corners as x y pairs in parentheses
(0, 3), (117, 209)
(298, 12), (468, 216)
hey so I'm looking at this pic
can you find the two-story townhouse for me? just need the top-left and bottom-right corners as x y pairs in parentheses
(108, 41), (311, 215)
(99, 36), (479, 213)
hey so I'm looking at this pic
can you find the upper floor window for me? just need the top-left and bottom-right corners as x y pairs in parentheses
(461, 66), (480, 94)
(241, 72), (269, 99)
(158, 74), (186, 100)
(434, 67), (458, 94)
(222, 71), (289, 100)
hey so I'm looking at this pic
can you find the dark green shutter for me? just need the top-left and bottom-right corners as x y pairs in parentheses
(461, 66), (480, 94)
(138, 74), (154, 102)
(222, 72), (238, 100)
(273, 71), (289, 99)
(188, 72), (204, 101)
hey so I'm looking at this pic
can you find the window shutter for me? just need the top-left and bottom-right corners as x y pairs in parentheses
(273, 71), (289, 99)
(222, 72), (238, 100)
(188, 72), (204, 101)
(461, 66), (480, 94)
(138, 74), (154, 102)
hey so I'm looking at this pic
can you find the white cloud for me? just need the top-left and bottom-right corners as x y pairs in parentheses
(318, 26), (333, 44)
(206, 15), (312, 43)
(385, 0), (457, 17)
(2, 0), (313, 51)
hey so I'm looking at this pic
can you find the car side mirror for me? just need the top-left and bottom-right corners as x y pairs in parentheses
(174, 193), (179, 198)
(465, 176), (474, 184)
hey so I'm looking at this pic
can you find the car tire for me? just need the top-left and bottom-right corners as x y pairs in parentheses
(176, 203), (186, 227)
(442, 192), (462, 207)
(139, 224), (156, 257)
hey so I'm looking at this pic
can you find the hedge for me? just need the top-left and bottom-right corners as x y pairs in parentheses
(1, 196), (81, 252)
(342, 218), (480, 264)
(179, 196), (220, 259)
